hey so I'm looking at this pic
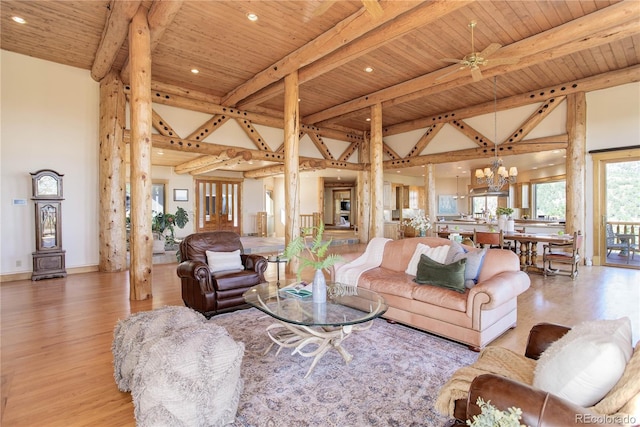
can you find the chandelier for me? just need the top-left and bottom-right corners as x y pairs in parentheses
(475, 76), (517, 192)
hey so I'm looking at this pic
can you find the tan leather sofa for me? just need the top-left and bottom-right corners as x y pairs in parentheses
(333, 237), (530, 350)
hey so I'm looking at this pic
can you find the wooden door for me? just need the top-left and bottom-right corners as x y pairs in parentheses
(195, 179), (241, 233)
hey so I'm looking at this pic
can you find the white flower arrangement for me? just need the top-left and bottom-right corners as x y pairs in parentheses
(407, 213), (431, 232)
(467, 398), (526, 427)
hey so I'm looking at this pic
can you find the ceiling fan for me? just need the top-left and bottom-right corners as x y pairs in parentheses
(437, 20), (517, 82)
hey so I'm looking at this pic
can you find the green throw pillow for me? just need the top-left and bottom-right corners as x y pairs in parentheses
(413, 254), (466, 293)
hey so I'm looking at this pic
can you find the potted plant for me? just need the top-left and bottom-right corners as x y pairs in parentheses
(152, 207), (189, 252)
(282, 222), (342, 303)
(495, 207), (514, 218)
(467, 397), (525, 427)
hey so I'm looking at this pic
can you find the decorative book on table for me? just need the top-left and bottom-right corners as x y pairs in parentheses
(280, 282), (312, 298)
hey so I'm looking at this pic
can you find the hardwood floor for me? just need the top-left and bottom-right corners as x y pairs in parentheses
(1, 247), (639, 426)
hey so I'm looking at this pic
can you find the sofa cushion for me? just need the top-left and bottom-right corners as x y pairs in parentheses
(453, 247), (488, 289)
(380, 237), (452, 273)
(405, 243), (450, 276)
(206, 249), (244, 273)
(533, 318), (633, 407)
(414, 254), (466, 293)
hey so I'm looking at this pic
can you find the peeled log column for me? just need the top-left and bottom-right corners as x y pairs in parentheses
(370, 103), (384, 238)
(565, 92), (586, 236)
(284, 71), (300, 274)
(98, 71), (127, 272)
(129, 7), (153, 300)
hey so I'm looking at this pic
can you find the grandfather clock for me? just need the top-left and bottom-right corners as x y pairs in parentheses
(31, 169), (67, 281)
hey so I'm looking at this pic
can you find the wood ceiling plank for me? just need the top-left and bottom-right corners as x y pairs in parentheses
(303, 1), (639, 125)
(235, 1), (468, 109)
(222, 1), (420, 106)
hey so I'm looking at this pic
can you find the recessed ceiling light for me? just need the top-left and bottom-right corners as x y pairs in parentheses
(191, 68), (199, 74)
(552, 150), (560, 153)
(365, 118), (371, 122)
(532, 167), (538, 170)
(364, 66), (374, 73)
(246, 12), (258, 21)
(157, 150), (164, 156)
(12, 16), (27, 24)
(548, 163), (554, 166)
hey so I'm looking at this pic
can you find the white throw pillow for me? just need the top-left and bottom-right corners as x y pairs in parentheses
(533, 317), (633, 407)
(405, 243), (449, 276)
(206, 249), (244, 273)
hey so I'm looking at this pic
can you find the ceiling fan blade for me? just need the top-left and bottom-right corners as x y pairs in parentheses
(361, 0), (384, 19)
(471, 67), (483, 82)
(488, 57), (519, 66)
(441, 58), (464, 64)
(479, 43), (502, 58)
(436, 66), (466, 81)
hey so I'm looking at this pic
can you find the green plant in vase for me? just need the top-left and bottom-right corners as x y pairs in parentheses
(283, 223), (342, 303)
(495, 207), (514, 218)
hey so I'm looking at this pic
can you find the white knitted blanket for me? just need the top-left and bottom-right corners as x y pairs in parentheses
(334, 237), (391, 286)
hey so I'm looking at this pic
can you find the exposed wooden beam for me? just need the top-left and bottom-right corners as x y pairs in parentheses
(222, 1), (420, 106)
(91, 0), (141, 81)
(243, 160), (324, 179)
(304, 2), (639, 125)
(384, 65), (640, 136)
(307, 132), (335, 160)
(384, 137), (569, 168)
(338, 140), (361, 162)
(186, 115), (231, 141)
(123, 131), (287, 163)
(124, 87), (363, 143)
(407, 124), (444, 157)
(174, 149), (241, 174)
(120, 0), (183, 83)
(508, 96), (566, 144)
(152, 109), (180, 137)
(235, 118), (270, 151)
(238, 1), (470, 109)
(450, 120), (494, 148)
(382, 142), (402, 160)
(189, 154), (252, 175)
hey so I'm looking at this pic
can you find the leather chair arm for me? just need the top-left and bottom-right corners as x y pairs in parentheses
(176, 260), (214, 292)
(241, 254), (268, 279)
(525, 323), (571, 360)
(466, 374), (611, 427)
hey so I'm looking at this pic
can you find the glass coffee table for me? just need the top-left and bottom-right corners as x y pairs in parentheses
(243, 281), (387, 377)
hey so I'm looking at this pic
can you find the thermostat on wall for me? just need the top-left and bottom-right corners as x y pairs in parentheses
(12, 199), (27, 205)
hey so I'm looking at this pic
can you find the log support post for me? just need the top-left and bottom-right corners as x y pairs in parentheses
(358, 131), (371, 243)
(99, 71), (127, 271)
(425, 164), (436, 233)
(370, 103), (384, 238)
(128, 7), (153, 300)
(284, 71), (300, 274)
(566, 92), (586, 236)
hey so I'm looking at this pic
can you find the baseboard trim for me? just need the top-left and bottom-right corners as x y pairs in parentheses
(1, 265), (99, 283)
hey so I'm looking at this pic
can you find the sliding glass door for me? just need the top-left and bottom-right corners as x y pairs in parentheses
(593, 149), (640, 269)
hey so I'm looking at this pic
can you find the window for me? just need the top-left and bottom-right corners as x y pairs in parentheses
(472, 196), (498, 217)
(532, 177), (565, 220)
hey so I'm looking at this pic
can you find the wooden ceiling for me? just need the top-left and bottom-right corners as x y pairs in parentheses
(1, 0), (639, 177)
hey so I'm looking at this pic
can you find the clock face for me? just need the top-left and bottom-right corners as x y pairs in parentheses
(37, 175), (58, 196)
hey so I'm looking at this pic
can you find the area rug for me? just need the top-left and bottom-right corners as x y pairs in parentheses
(209, 308), (479, 427)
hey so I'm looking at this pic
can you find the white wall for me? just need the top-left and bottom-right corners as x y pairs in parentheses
(2, 48), (639, 276)
(1, 51), (100, 275)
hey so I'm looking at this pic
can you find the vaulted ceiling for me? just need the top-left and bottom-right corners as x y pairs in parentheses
(1, 0), (639, 178)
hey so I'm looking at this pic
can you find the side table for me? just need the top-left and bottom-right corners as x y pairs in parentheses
(267, 255), (288, 284)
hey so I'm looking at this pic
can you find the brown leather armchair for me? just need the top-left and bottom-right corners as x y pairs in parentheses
(177, 231), (267, 318)
(448, 323), (633, 427)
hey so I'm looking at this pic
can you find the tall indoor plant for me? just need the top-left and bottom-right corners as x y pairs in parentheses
(282, 223), (342, 303)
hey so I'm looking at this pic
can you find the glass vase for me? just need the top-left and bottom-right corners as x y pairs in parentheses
(312, 269), (327, 303)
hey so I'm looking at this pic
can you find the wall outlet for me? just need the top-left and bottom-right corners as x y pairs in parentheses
(16, 260), (22, 267)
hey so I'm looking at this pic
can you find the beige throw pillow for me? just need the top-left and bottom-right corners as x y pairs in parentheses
(206, 249), (244, 273)
(405, 243), (449, 276)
